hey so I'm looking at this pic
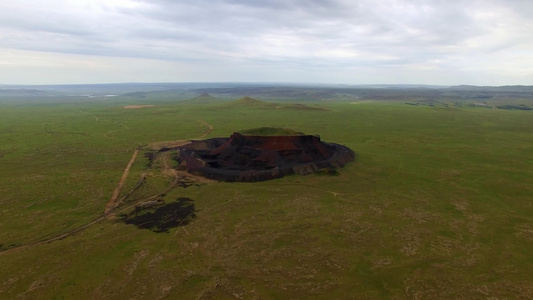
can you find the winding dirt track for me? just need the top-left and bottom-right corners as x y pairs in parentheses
(199, 120), (213, 138)
(105, 149), (140, 214)
(0, 120), (214, 255)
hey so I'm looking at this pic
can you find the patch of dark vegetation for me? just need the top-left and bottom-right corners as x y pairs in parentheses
(280, 103), (330, 111)
(497, 105), (533, 111)
(0, 243), (21, 251)
(405, 101), (456, 108)
(120, 198), (196, 233)
(143, 151), (156, 166)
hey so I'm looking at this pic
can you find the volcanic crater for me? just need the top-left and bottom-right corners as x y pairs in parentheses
(173, 128), (355, 182)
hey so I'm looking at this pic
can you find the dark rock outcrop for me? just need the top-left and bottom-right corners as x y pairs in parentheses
(174, 132), (355, 182)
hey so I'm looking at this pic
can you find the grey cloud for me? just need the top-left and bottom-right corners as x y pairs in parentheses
(1, 0), (532, 84)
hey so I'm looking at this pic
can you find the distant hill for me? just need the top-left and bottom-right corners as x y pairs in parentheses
(3, 82), (533, 104)
(123, 92), (148, 98)
(229, 96), (266, 106)
(0, 89), (54, 97)
(182, 93), (221, 104)
(449, 85), (533, 92)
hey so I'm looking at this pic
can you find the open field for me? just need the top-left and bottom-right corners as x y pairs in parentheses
(0, 94), (533, 299)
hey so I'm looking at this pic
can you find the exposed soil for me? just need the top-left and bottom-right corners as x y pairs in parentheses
(198, 120), (213, 138)
(148, 140), (191, 151)
(105, 149), (140, 214)
(122, 105), (155, 109)
(175, 170), (215, 185)
(106, 120), (213, 214)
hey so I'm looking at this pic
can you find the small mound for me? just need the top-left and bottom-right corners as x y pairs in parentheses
(185, 93), (221, 104)
(231, 96), (265, 105)
(239, 127), (303, 136)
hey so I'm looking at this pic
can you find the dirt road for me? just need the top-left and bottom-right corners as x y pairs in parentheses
(0, 120), (214, 255)
(105, 149), (140, 214)
(199, 120), (213, 138)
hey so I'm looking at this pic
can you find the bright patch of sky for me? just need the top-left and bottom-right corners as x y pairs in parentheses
(1, 0), (532, 85)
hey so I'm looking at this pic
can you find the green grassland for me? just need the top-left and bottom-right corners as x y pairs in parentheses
(0, 97), (532, 299)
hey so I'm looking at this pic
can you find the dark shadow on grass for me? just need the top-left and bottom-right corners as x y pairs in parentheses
(120, 198), (196, 233)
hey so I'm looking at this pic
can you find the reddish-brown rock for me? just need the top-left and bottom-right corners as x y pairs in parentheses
(174, 132), (355, 182)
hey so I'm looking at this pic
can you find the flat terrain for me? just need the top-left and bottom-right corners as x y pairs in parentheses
(0, 94), (532, 299)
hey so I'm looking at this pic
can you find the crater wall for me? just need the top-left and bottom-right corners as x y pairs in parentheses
(174, 132), (355, 182)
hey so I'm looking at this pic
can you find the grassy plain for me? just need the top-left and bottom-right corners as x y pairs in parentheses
(0, 96), (532, 299)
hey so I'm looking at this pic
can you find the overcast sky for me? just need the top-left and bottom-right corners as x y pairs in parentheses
(1, 0), (532, 85)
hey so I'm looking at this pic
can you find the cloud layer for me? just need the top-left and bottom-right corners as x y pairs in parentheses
(1, 0), (532, 84)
